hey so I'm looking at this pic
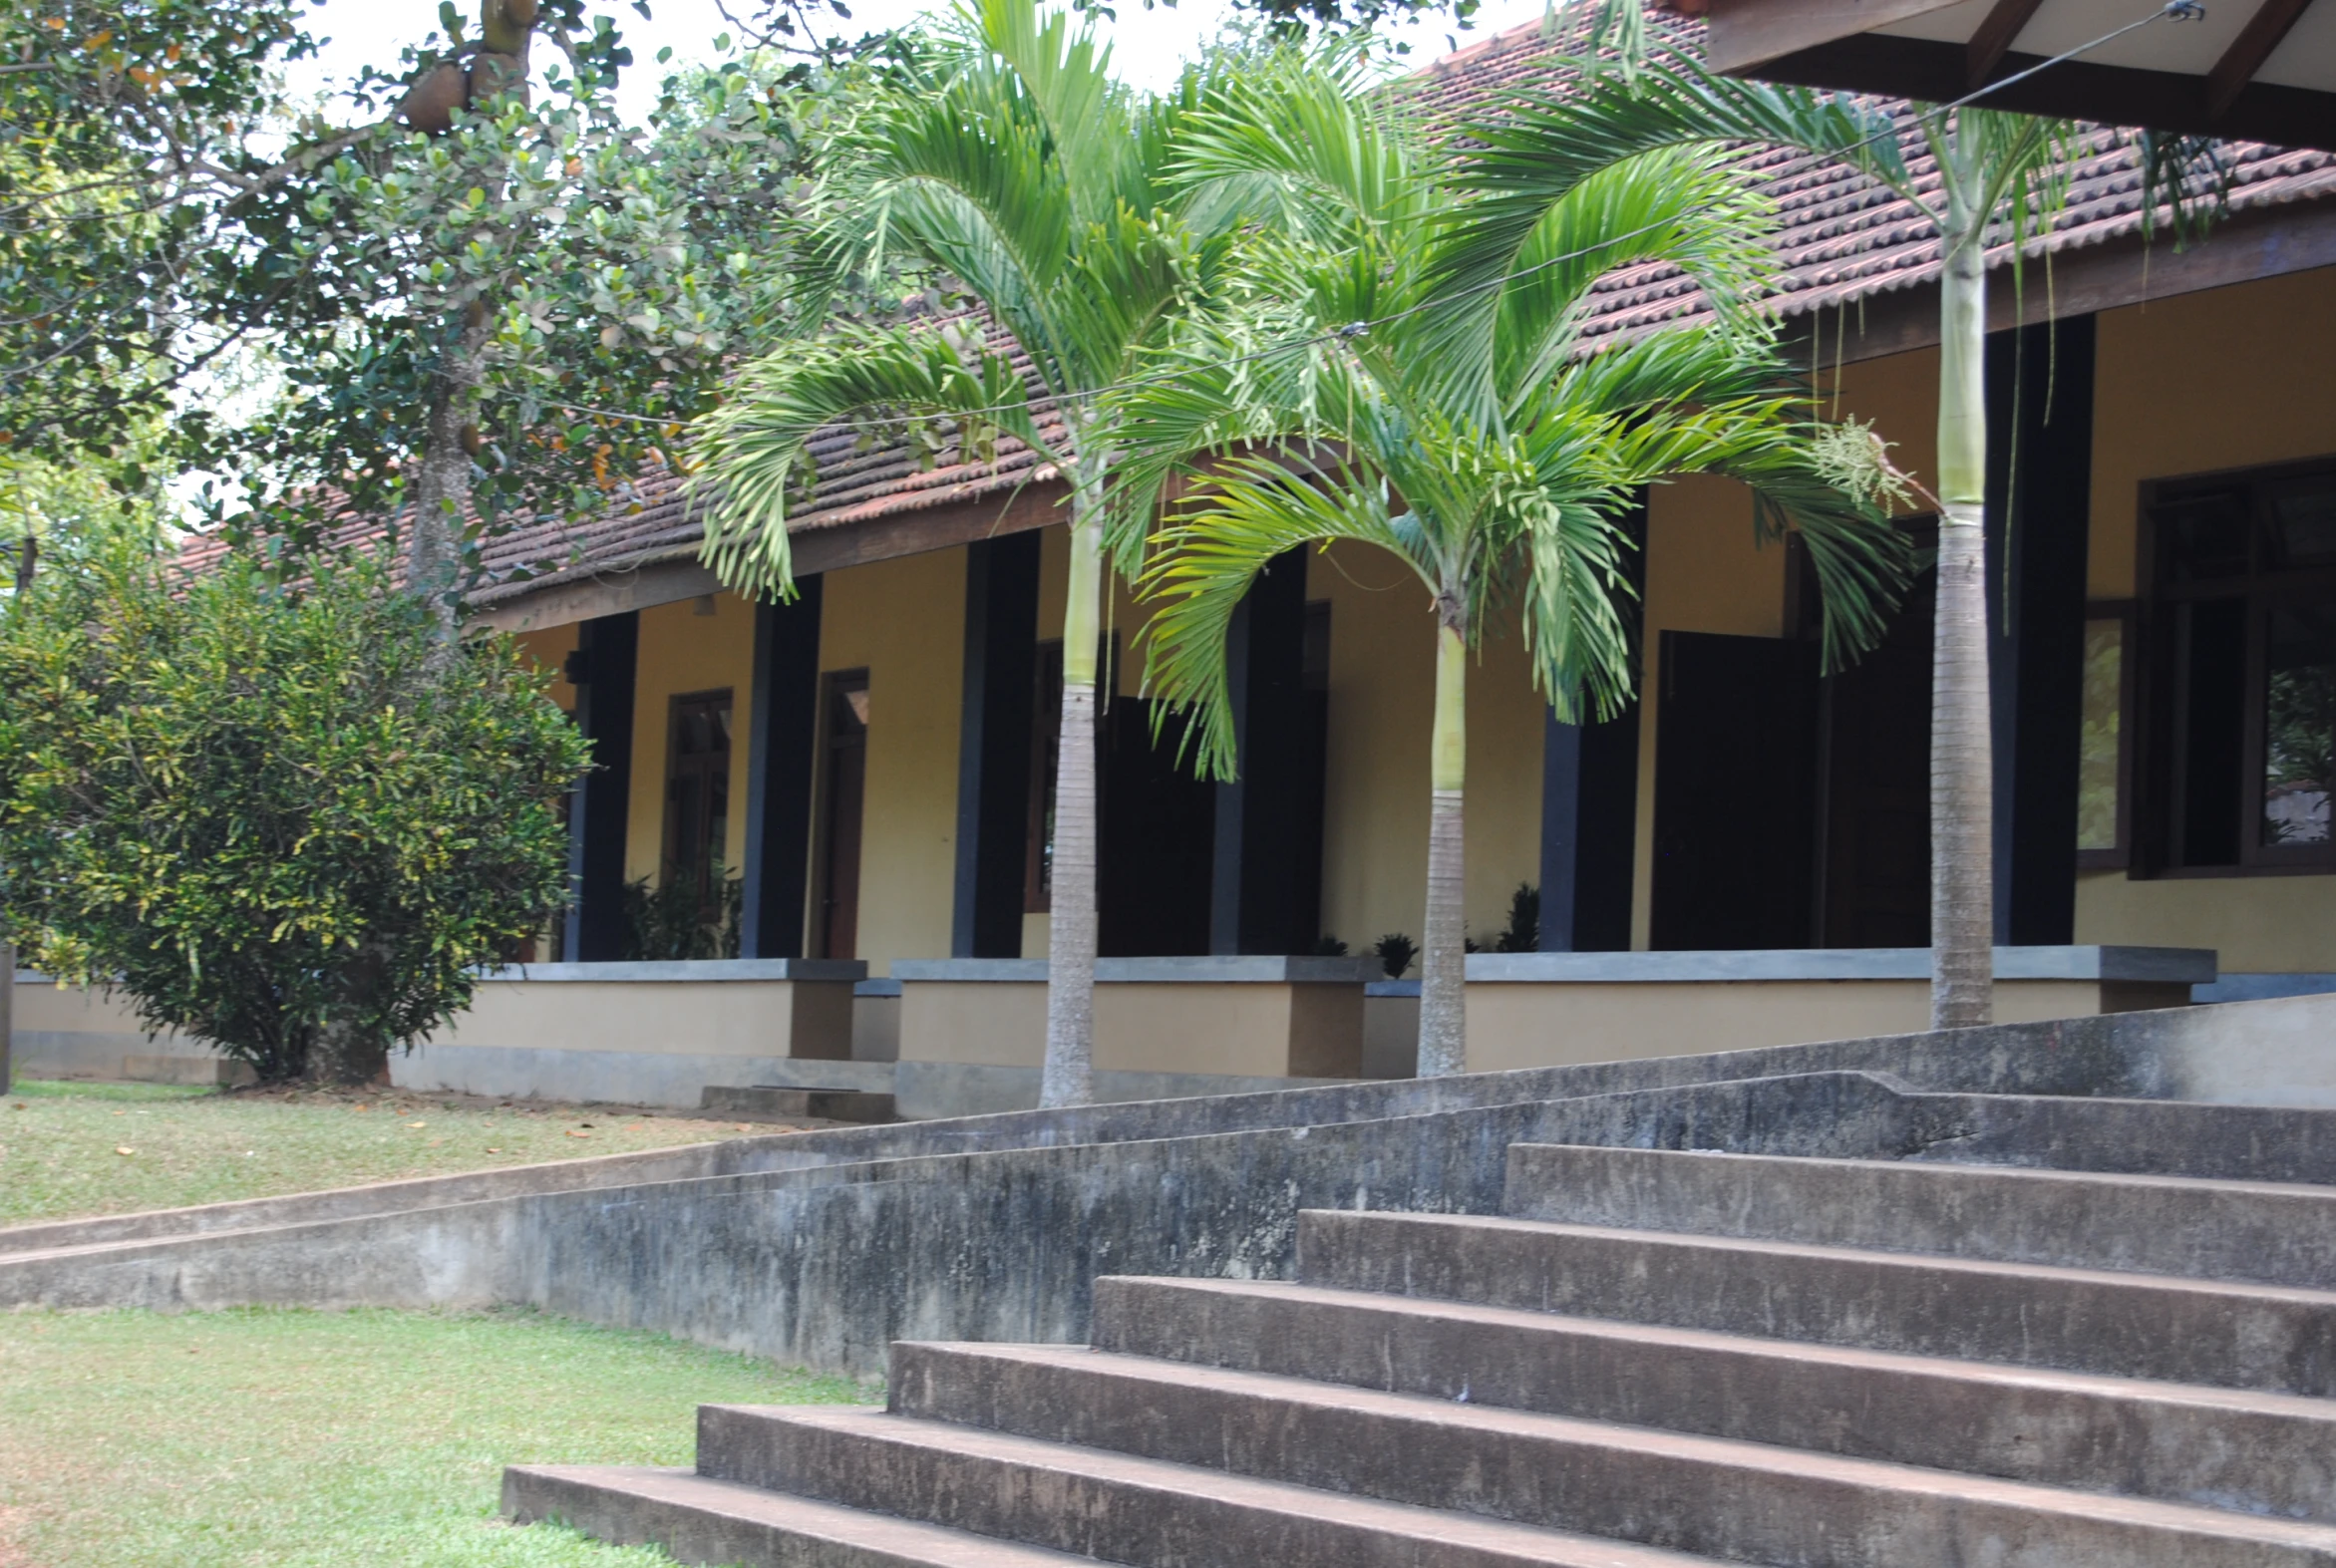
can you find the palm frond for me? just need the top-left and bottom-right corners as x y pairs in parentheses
(1138, 455), (1420, 778)
(690, 324), (1051, 601)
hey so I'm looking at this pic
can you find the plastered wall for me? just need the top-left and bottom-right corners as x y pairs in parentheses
(1307, 540), (1545, 958)
(510, 623), (580, 714)
(625, 592), (756, 885)
(2074, 265), (2336, 969)
(819, 547), (967, 973)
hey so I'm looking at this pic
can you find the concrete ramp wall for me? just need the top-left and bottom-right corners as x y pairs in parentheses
(5, 995), (2335, 1378)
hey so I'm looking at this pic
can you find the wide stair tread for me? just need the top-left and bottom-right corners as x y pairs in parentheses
(702, 1404), (1736, 1566)
(504, 1463), (1096, 1566)
(1300, 1208), (2336, 1392)
(1502, 1142), (2336, 1286)
(885, 1340), (2336, 1558)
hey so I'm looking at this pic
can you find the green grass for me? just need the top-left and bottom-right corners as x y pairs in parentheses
(0, 1306), (871, 1566)
(0, 1079), (779, 1229)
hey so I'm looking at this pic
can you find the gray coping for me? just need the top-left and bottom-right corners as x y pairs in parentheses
(1365, 979), (1422, 998)
(475, 959), (867, 984)
(2194, 972), (2336, 1003)
(1464, 945), (2215, 984)
(853, 979), (904, 998)
(891, 956), (1384, 985)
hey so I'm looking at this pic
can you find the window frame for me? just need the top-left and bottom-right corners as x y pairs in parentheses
(2138, 455), (2336, 878)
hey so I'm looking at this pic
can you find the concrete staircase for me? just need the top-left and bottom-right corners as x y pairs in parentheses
(507, 1099), (2336, 1567)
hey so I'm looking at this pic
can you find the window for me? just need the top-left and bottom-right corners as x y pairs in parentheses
(663, 690), (733, 915)
(2143, 460), (2336, 873)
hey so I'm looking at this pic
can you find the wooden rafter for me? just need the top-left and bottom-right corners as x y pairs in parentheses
(1966, 0), (2052, 86)
(2207, 0), (2317, 119)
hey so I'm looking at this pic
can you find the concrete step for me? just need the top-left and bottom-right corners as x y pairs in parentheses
(702, 1086), (897, 1123)
(1296, 1209), (2336, 1395)
(695, 1404), (1734, 1567)
(1502, 1142), (2336, 1287)
(879, 1339), (2336, 1566)
(1085, 1275), (2336, 1521)
(503, 1462), (1093, 1566)
(1911, 1092), (2336, 1185)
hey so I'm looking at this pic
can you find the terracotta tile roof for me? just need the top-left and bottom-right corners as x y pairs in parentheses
(181, 10), (2336, 607)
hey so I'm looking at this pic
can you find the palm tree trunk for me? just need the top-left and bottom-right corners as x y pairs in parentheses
(1929, 194), (1994, 1031)
(1039, 492), (1105, 1107)
(1418, 615), (1469, 1077)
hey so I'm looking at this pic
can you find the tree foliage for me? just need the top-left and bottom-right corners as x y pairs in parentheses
(0, 552), (588, 1083)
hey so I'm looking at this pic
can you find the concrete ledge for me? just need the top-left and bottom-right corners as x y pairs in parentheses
(393, 1044), (894, 1108)
(124, 1055), (256, 1088)
(854, 979), (904, 999)
(894, 957), (1382, 985)
(1464, 946), (2216, 985)
(892, 1060), (1343, 1120)
(478, 960), (868, 984)
(2195, 973), (2336, 1004)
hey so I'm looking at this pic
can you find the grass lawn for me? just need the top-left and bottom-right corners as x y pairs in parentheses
(0, 1306), (870, 1567)
(0, 1079), (796, 1230)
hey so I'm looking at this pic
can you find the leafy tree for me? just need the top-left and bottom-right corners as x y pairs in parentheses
(1112, 58), (1903, 1073)
(1441, 45), (2215, 1027)
(693, 0), (1253, 1106)
(0, 551), (589, 1083)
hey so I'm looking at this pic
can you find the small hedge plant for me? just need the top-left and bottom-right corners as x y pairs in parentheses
(0, 549), (590, 1083)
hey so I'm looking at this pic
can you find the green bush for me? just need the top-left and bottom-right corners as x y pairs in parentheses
(0, 551), (589, 1083)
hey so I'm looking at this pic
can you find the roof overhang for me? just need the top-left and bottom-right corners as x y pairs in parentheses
(1700, 0), (2336, 151)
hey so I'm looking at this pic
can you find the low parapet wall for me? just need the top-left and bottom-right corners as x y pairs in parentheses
(6, 994), (2332, 1376)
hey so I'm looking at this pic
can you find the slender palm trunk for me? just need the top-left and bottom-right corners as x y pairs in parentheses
(1417, 613), (1469, 1077)
(1930, 169), (1995, 1031)
(1039, 483), (1106, 1107)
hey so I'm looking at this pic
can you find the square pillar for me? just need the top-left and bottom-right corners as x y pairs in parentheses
(563, 610), (637, 963)
(1210, 546), (1317, 955)
(1986, 315), (2097, 945)
(952, 532), (1042, 957)
(741, 578), (824, 959)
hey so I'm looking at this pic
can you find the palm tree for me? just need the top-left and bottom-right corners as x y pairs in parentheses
(1111, 60), (1907, 1075)
(1442, 50), (2108, 1029)
(690, 0), (1239, 1106)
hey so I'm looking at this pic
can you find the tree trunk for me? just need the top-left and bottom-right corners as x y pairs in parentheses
(409, 311), (489, 638)
(1039, 493), (1105, 1107)
(1417, 614), (1469, 1078)
(1929, 177), (1995, 1031)
(0, 942), (12, 1096)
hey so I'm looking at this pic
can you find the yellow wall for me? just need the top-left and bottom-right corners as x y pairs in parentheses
(625, 592), (757, 885)
(1628, 474), (1795, 948)
(511, 623), (580, 714)
(819, 546), (967, 973)
(1308, 540), (1546, 957)
(2074, 265), (2336, 969)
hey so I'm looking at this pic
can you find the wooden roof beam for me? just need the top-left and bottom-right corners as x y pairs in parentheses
(2207, 0), (2316, 119)
(1966, 0), (2052, 87)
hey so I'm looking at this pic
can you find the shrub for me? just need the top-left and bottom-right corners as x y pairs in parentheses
(0, 550), (589, 1083)
(621, 867), (743, 961)
(1373, 932), (1417, 979)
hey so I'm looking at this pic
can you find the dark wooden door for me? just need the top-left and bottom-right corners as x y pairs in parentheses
(1817, 574), (1935, 946)
(1650, 630), (1822, 949)
(820, 672), (868, 960)
(1099, 697), (1215, 956)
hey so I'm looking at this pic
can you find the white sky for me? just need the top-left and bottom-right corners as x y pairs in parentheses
(285, 0), (1559, 120)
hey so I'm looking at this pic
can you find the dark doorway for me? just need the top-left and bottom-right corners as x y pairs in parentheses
(1099, 696), (1216, 956)
(818, 670), (869, 959)
(1649, 630), (1822, 949)
(1816, 566), (1936, 946)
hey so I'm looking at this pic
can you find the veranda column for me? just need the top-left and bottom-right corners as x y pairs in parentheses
(563, 611), (638, 963)
(742, 577), (825, 959)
